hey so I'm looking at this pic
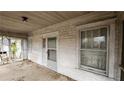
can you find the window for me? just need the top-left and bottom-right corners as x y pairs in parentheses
(47, 37), (56, 62)
(80, 27), (108, 74)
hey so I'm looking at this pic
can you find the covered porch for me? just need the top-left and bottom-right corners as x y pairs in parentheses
(0, 11), (124, 81)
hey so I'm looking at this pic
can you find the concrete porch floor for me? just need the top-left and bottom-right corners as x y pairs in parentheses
(0, 61), (74, 81)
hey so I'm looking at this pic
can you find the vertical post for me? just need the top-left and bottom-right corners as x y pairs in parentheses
(8, 38), (11, 59)
(1, 35), (3, 51)
(22, 39), (28, 61)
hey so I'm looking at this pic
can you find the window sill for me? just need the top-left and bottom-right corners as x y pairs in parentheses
(58, 66), (114, 81)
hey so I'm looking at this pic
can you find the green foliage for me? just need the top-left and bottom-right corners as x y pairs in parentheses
(11, 42), (17, 54)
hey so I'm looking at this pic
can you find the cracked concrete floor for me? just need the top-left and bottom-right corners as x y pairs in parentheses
(0, 61), (74, 81)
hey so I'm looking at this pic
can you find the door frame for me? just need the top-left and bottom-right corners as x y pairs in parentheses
(120, 21), (124, 80)
(42, 31), (59, 71)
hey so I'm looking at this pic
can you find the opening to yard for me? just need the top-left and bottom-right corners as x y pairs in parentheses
(0, 35), (23, 64)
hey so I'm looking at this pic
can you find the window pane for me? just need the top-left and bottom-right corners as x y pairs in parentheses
(81, 31), (85, 48)
(86, 31), (92, 48)
(48, 50), (56, 62)
(100, 28), (107, 49)
(48, 37), (56, 48)
(93, 29), (100, 49)
(81, 50), (106, 70)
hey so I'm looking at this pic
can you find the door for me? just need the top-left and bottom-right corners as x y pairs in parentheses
(47, 37), (57, 71)
(120, 21), (124, 81)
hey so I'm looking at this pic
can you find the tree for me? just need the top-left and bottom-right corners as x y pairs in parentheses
(11, 42), (17, 59)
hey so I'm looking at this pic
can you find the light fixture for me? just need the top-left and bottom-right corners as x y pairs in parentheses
(22, 16), (28, 22)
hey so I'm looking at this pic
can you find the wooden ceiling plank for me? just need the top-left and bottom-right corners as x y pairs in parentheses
(0, 15), (38, 28)
(27, 12), (54, 25)
(0, 11), (91, 34)
(36, 12), (62, 23)
(1, 13), (44, 27)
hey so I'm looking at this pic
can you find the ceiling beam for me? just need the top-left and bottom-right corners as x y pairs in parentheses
(0, 30), (28, 39)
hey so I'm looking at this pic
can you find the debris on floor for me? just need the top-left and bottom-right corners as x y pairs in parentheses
(0, 60), (74, 81)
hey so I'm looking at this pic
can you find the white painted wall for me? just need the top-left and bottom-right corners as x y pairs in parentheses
(28, 36), (43, 65)
(28, 12), (122, 81)
(58, 26), (78, 69)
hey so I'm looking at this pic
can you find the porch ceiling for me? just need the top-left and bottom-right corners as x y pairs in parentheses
(0, 11), (90, 34)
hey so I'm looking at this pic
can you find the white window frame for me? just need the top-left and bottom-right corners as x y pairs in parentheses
(79, 25), (109, 76)
(47, 37), (57, 62)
